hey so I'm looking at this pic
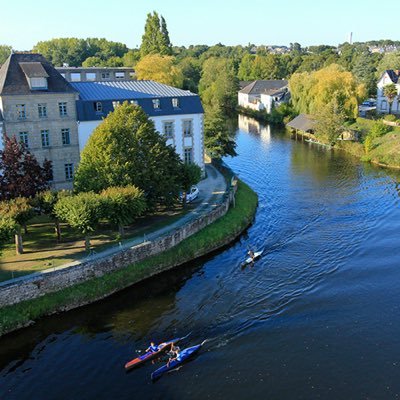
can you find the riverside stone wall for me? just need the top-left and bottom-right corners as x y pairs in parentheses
(0, 188), (235, 308)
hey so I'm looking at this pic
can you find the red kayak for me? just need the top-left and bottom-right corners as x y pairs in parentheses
(124, 334), (190, 371)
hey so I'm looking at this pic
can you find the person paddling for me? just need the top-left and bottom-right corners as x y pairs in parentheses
(248, 249), (255, 262)
(146, 342), (159, 353)
(167, 344), (181, 367)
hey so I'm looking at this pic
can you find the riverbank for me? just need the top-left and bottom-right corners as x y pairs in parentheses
(0, 179), (258, 337)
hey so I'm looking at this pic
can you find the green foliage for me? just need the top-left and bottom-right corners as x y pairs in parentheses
(55, 192), (103, 237)
(0, 216), (15, 255)
(199, 57), (239, 114)
(180, 164), (202, 192)
(204, 111), (237, 158)
(0, 197), (34, 227)
(0, 44), (12, 66)
(369, 121), (392, 138)
(74, 102), (183, 206)
(384, 114), (398, 122)
(100, 186), (146, 234)
(376, 52), (400, 76)
(383, 83), (398, 114)
(364, 135), (374, 154)
(179, 57), (201, 92)
(140, 11), (172, 57)
(315, 99), (347, 144)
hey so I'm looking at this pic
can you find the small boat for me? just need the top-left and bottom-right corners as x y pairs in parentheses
(124, 333), (190, 371)
(151, 341), (206, 381)
(244, 250), (263, 265)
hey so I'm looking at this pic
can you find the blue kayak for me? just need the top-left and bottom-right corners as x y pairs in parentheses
(151, 342), (205, 381)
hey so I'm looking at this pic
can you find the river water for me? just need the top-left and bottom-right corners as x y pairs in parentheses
(1, 115), (400, 399)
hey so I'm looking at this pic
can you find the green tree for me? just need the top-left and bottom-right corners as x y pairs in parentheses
(376, 52), (400, 76)
(180, 164), (202, 205)
(179, 57), (201, 92)
(352, 48), (378, 96)
(315, 99), (347, 145)
(0, 45), (12, 66)
(383, 83), (398, 114)
(82, 56), (104, 67)
(238, 54), (255, 81)
(74, 102), (183, 207)
(101, 186), (146, 236)
(204, 112), (237, 159)
(55, 192), (103, 251)
(0, 197), (34, 255)
(0, 216), (14, 256)
(122, 50), (140, 67)
(140, 12), (172, 57)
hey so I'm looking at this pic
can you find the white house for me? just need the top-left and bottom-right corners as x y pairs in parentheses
(377, 70), (400, 114)
(70, 80), (205, 172)
(238, 80), (289, 113)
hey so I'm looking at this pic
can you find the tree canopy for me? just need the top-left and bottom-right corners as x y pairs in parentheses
(74, 102), (184, 206)
(0, 135), (52, 200)
(0, 45), (12, 66)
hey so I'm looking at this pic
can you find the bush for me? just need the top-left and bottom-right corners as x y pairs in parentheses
(369, 121), (392, 138)
(383, 114), (398, 122)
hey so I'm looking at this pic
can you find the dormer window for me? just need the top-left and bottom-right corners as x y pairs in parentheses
(19, 62), (49, 91)
(94, 102), (103, 113)
(152, 99), (161, 109)
(172, 98), (179, 108)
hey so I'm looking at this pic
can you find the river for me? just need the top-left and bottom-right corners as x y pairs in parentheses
(1, 115), (400, 399)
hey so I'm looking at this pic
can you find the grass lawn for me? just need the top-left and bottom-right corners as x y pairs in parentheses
(0, 180), (258, 336)
(0, 205), (194, 282)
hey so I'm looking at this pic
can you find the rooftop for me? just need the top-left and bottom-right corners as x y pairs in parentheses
(71, 80), (196, 101)
(286, 114), (316, 132)
(239, 80), (288, 95)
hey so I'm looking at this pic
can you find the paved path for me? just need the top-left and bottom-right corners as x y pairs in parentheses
(0, 164), (227, 286)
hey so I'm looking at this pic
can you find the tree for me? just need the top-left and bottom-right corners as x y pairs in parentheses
(179, 57), (201, 92)
(140, 12), (172, 57)
(180, 164), (202, 205)
(0, 197), (34, 255)
(376, 52), (400, 76)
(34, 190), (71, 242)
(74, 102), (183, 207)
(135, 54), (183, 87)
(315, 99), (346, 145)
(199, 57), (239, 114)
(0, 45), (12, 66)
(0, 216), (14, 256)
(55, 192), (103, 251)
(204, 111), (237, 159)
(352, 48), (378, 96)
(383, 83), (398, 114)
(238, 54), (255, 81)
(289, 64), (366, 119)
(101, 186), (146, 236)
(0, 135), (52, 200)
(122, 50), (140, 67)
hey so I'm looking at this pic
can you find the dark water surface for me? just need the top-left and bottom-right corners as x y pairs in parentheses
(1, 116), (400, 399)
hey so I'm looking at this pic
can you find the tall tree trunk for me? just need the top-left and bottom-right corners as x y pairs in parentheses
(118, 224), (125, 237)
(84, 235), (91, 252)
(23, 223), (28, 234)
(182, 191), (187, 208)
(55, 220), (61, 242)
(15, 226), (23, 255)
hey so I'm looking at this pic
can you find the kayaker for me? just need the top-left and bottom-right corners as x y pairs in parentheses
(146, 342), (159, 353)
(167, 345), (181, 367)
(248, 249), (255, 262)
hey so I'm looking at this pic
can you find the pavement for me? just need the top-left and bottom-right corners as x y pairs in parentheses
(0, 164), (227, 286)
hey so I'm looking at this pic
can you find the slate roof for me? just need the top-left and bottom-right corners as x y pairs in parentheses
(19, 62), (49, 78)
(385, 70), (400, 84)
(71, 80), (204, 121)
(239, 80), (288, 95)
(0, 53), (76, 95)
(286, 114), (316, 132)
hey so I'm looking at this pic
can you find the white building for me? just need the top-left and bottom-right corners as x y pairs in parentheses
(377, 70), (400, 115)
(70, 80), (205, 172)
(238, 80), (289, 113)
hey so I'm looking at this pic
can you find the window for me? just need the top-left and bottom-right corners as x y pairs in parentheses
(85, 72), (96, 81)
(183, 120), (193, 137)
(16, 104), (26, 119)
(29, 77), (48, 90)
(65, 163), (74, 180)
(94, 102), (103, 113)
(381, 100), (387, 111)
(59, 102), (67, 116)
(184, 148), (193, 164)
(152, 99), (161, 109)
(19, 132), (29, 147)
(61, 128), (70, 145)
(163, 121), (174, 139)
(38, 103), (47, 118)
(115, 72), (125, 79)
(70, 73), (81, 82)
(172, 98), (179, 108)
(101, 72), (110, 80)
(41, 130), (50, 147)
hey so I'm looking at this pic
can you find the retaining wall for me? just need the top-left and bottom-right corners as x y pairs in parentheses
(0, 188), (235, 308)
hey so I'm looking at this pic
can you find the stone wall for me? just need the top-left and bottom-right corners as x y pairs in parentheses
(0, 188), (236, 308)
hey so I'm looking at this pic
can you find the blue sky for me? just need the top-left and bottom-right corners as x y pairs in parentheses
(1, 0), (399, 50)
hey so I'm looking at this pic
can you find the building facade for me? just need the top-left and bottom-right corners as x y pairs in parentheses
(71, 80), (205, 172)
(56, 67), (135, 83)
(238, 80), (289, 113)
(0, 53), (80, 189)
(377, 70), (400, 115)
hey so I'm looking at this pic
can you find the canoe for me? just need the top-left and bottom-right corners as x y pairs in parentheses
(151, 342), (205, 381)
(124, 334), (189, 371)
(244, 250), (263, 265)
